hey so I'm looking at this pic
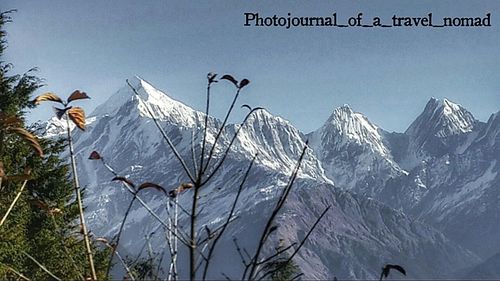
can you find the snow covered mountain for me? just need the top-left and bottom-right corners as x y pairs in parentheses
(39, 77), (498, 279)
(307, 105), (403, 195)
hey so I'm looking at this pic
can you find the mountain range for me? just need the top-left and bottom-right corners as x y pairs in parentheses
(38, 76), (499, 279)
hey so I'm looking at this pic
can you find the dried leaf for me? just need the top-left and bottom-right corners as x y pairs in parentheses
(33, 92), (63, 105)
(168, 183), (194, 198)
(95, 237), (109, 244)
(138, 182), (167, 194)
(67, 90), (90, 103)
(241, 104), (252, 111)
(239, 79), (250, 89)
(8, 127), (43, 157)
(221, 74), (238, 87)
(382, 264), (406, 278)
(111, 176), (135, 188)
(88, 151), (101, 160)
(67, 107), (86, 130)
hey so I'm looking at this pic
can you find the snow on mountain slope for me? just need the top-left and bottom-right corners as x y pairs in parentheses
(308, 105), (403, 195)
(225, 109), (331, 182)
(39, 78), (500, 278)
(404, 98), (478, 163)
(407, 109), (500, 258)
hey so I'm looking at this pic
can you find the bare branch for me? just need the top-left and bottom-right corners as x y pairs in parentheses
(190, 128), (199, 177)
(202, 154), (257, 279)
(233, 238), (249, 267)
(256, 206), (331, 281)
(1, 263), (30, 281)
(95, 157), (191, 246)
(126, 80), (195, 183)
(198, 79), (212, 179)
(256, 243), (297, 266)
(201, 108), (263, 185)
(202, 87), (242, 175)
(105, 196), (137, 277)
(0, 179), (28, 226)
(247, 141), (309, 280)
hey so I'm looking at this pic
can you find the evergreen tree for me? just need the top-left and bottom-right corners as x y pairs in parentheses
(0, 10), (108, 280)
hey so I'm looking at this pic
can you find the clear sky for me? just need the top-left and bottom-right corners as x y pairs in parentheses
(3, 0), (499, 133)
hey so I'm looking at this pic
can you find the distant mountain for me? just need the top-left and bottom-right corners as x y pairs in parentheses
(38, 77), (498, 279)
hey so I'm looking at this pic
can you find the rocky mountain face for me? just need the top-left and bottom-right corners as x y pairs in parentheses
(39, 77), (498, 279)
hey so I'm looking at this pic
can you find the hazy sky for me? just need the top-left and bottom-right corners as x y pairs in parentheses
(3, 0), (499, 133)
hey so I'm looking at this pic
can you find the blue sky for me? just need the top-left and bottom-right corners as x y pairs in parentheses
(3, 0), (499, 133)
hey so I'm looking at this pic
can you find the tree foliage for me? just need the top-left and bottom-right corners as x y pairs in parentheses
(0, 10), (108, 280)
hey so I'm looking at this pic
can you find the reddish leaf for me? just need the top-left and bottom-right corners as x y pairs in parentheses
(221, 74), (238, 87)
(67, 107), (86, 130)
(88, 151), (101, 160)
(67, 90), (90, 104)
(168, 183), (194, 198)
(95, 237), (109, 244)
(382, 264), (406, 278)
(0, 114), (43, 157)
(239, 79), (250, 89)
(241, 104), (252, 111)
(111, 176), (135, 188)
(32, 92), (63, 105)
(138, 182), (167, 194)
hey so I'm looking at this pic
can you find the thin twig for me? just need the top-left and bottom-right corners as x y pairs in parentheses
(126, 80), (195, 183)
(256, 243), (297, 265)
(221, 272), (233, 281)
(290, 273), (304, 281)
(98, 240), (136, 281)
(256, 206), (331, 281)
(0, 179), (28, 226)
(190, 129), (199, 178)
(233, 238), (249, 266)
(105, 195), (137, 277)
(21, 250), (61, 281)
(202, 155), (257, 280)
(196, 215), (239, 246)
(247, 142), (309, 280)
(202, 87), (243, 175)
(198, 80), (212, 179)
(201, 108), (263, 186)
(1, 263), (30, 281)
(98, 158), (190, 246)
(65, 113), (97, 280)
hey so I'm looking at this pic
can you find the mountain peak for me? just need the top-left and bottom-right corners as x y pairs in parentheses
(91, 76), (204, 128)
(311, 105), (391, 157)
(406, 98), (477, 138)
(326, 105), (376, 133)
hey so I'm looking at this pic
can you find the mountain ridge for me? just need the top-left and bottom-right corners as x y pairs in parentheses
(38, 77), (498, 279)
